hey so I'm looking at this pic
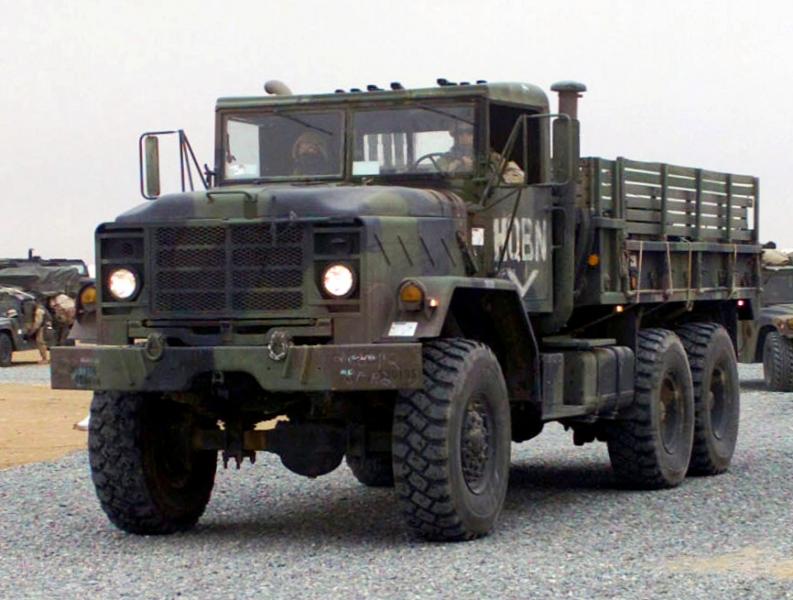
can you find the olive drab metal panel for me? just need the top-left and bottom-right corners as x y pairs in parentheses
(473, 186), (554, 313)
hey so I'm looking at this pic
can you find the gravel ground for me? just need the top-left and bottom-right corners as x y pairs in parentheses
(1, 363), (792, 599)
(0, 362), (51, 385)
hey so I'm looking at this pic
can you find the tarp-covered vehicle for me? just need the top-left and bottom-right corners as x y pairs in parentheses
(0, 286), (57, 366)
(0, 258), (97, 364)
(739, 249), (793, 390)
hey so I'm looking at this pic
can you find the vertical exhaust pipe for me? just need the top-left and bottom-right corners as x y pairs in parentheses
(552, 81), (586, 120)
(264, 80), (293, 96)
(537, 81), (586, 335)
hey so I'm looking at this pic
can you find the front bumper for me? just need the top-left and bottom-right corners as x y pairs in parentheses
(50, 343), (423, 392)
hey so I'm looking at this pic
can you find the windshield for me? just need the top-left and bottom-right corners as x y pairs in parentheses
(352, 104), (475, 176)
(224, 110), (344, 180)
(220, 102), (476, 182)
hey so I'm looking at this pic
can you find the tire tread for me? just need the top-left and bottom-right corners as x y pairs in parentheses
(393, 339), (503, 541)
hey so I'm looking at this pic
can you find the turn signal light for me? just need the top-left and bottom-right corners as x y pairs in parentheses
(80, 285), (97, 306)
(399, 282), (424, 304)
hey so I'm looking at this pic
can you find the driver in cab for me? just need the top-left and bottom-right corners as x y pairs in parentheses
(437, 122), (524, 184)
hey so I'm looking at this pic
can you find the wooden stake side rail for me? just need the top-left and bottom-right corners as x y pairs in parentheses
(577, 157), (761, 307)
(582, 157), (759, 244)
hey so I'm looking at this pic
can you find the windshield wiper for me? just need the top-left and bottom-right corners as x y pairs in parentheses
(415, 104), (475, 126)
(273, 112), (333, 136)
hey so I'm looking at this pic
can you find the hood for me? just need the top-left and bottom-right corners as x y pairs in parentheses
(117, 185), (467, 224)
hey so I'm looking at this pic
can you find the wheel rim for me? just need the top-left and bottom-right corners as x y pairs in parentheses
(659, 373), (684, 454)
(709, 363), (730, 440)
(460, 394), (495, 494)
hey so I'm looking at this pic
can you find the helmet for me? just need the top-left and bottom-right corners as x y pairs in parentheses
(292, 131), (329, 161)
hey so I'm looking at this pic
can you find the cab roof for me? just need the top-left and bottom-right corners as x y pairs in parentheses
(216, 81), (550, 112)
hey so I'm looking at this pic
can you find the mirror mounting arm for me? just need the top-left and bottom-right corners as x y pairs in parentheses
(480, 112), (573, 206)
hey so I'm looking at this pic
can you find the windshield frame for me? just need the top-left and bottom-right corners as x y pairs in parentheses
(219, 108), (346, 184)
(215, 98), (485, 186)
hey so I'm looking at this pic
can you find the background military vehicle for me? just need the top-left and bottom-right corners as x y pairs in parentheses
(0, 286), (55, 366)
(52, 78), (760, 541)
(0, 252), (97, 363)
(738, 249), (793, 390)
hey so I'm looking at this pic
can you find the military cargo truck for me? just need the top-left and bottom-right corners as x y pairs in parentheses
(738, 253), (793, 390)
(51, 79), (760, 541)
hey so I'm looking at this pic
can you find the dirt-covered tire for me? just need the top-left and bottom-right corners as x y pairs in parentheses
(0, 332), (12, 367)
(676, 323), (740, 475)
(763, 331), (793, 392)
(392, 339), (511, 541)
(346, 453), (394, 487)
(88, 391), (217, 534)
(607, 329), (695, 489)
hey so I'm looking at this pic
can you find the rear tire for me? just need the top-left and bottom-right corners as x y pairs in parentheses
(0, 332), (12, 367)
(763, 331), (793, 391)
(607, 329), (694, 488)
(346, 453), (394, 487)
(89, 391), (217, 534)
(676, 323), (740, 475)
(392, 339), (511, 541)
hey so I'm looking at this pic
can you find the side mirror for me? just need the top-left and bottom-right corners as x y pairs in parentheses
(143, 136), (161, 199)
(138, 129), (208, 200)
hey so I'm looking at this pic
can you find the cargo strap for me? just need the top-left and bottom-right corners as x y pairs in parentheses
(635, 240), (644, 304)
(729, 244), (738, 298)
(685, 239), (694, 310)
(665, 242), (673, 299)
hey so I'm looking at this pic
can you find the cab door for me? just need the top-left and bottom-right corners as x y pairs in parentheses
(473, 186), (553, 313)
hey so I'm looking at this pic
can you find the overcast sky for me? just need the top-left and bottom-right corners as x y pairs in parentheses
(1, 0), (790, 263)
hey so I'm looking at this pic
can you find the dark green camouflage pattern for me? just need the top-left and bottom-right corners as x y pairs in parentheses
(51, 81), (761, 408)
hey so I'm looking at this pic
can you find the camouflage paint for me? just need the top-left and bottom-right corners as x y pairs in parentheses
(51, 82), (762, 413)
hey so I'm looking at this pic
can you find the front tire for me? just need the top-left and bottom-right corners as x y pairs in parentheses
(762, 331), (793, 391)
(607, 329), (695, 489)
(88, 391), (217, 534)
(676, 323), (740, 475)
(392, 339), (511, 541)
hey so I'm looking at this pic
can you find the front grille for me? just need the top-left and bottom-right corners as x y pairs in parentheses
(152, 223), (305, 314)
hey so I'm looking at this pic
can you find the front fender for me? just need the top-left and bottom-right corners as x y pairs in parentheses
(381, 276), (539, 403)
(380, 276), (523, 341)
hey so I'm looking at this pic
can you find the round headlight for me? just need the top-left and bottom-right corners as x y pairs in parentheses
(107, 268), (138, 300)
(321, 264), (355, 298)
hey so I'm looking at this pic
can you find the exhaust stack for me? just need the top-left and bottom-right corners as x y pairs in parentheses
(264, 80), (293, 96)
(550, 81), (586, 119)
(537, 81), (586, 335)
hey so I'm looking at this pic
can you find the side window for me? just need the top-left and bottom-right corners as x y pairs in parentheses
(489, 104), (542, 184)
(226, 119), (261, 178)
